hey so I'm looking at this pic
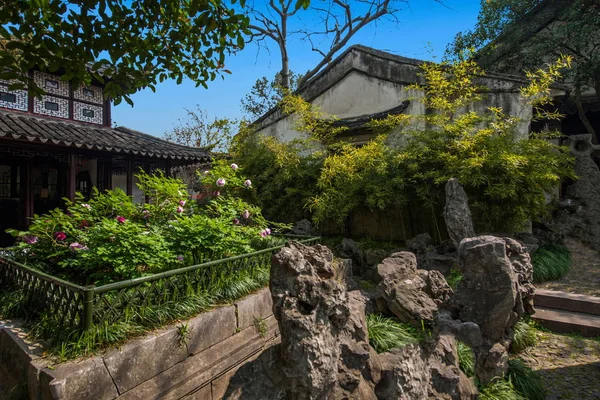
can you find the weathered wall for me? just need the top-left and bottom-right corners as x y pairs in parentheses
(320, 205), (448, 243)
(0, 288), (276, 400)
(255, 45), (534, 144)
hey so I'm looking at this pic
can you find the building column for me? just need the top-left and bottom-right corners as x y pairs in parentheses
(66, 153), (77, 201)
(126, 158), (133, 196)
(24, 159), (33, 227)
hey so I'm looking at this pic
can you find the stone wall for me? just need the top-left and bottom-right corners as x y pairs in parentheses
(0, 288), (276, 400)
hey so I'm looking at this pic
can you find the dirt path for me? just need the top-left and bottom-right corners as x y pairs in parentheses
(520, 329), (600, 400)
(537, 237), (600, 297)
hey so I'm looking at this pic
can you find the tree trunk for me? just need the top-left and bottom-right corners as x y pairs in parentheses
(279, 10), (290, 90)
(574, 86), (597, 144)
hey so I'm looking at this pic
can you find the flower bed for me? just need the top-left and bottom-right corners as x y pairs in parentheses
(0, 162), (317, 359)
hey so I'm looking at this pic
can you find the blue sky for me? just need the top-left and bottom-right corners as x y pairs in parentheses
(112, 0), (482, 137)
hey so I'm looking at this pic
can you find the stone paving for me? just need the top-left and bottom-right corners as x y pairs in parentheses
(520, 322), (600, 399)
(538, 237), (600, 297)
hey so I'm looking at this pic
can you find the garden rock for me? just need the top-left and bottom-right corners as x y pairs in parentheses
(270, 241), (379, 399)
(552, 134), (600, 250)
(290, 219), (318, 236)
(374, 335), (477, 400)
(336, 238), (365, 275)
(453, 235), (535, 385)
(375, 344), (430, 400)
(515, 232), (540, 255)
(406, 233), (434, 268)
(376, 252), (453, 327)
(443, 178), (476, 247)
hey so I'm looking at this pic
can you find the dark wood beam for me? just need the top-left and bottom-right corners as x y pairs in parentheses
(126, 158), (133, 196)
(67, 153), (77, 201)
(24, 158), (33, 227)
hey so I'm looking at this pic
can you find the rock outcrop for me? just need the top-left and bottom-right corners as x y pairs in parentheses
(290, 219), (318, 236)
(452, 235), (535, 384)
(444, 178), (476, 247)
(552, 134), (600, 250)
(376, 252), (452, 327)
(225, 236), (533, 398)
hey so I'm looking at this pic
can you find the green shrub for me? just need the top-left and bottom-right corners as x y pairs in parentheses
(6, 166), (276, 285)
(479, 378), (527, 400)
(507, 359), (546, 400)
(366, 313), (421, 353)
(511, 319), (537, 353)
(532, 244), (571, 283)
(447, 269), (463, 290)
(457, 341), (475, 377)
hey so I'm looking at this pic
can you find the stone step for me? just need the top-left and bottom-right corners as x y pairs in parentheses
(535, 289), (600, 316)
(532, 307), (600, 337)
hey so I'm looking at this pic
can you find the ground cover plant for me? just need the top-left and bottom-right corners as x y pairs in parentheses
(457, 341), (475, 377)
(366, 313), (422, 353)
(532, 243), (572, 283)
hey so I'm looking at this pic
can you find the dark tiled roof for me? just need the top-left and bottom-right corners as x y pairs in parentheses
(0, 111), (210, 162)
(332, 101), (410, 130)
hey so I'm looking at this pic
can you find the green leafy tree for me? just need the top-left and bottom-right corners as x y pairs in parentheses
(240, 71), (301, 120)
(163, 106), (237, 152)
(449, 0), (600, 138)
(0, 0), (249, 105)
(311, 57), (576, 233)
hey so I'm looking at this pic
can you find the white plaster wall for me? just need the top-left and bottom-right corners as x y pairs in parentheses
(311, 72), (412, 118)
(80, 159), (97, 189)
(112, 173), (144, 204)
(257, 68), (531, 142)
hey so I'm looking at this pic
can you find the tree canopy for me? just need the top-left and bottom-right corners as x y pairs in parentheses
(240, 71), (301, 120)
(449, 0), (600, 135)
(0, 0), (250, 105)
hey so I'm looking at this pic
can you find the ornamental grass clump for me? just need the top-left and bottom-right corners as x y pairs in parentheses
(366, 313), (422, 353)
(511, 319), (538, 353)
(507, 358), (547, 400)
(532, 243), (571, 283)
(7, 163), (281, 286)
(457, 341), (475, 377)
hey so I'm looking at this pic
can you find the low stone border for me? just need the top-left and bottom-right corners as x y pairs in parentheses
(1, 287), (277, 400)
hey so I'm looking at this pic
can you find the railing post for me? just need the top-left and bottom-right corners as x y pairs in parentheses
(82, 287), (94, 331)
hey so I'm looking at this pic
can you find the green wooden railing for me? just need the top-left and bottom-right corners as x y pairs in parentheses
(0, 235), (320, 331)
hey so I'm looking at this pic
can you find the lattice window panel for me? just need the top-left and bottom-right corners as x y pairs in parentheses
(73, 101), (103, 124)
(33, 71), (70, 97)
(0, 79), (28, 111)
(73, 84), (103, 104)
(33, 95), (69, 118)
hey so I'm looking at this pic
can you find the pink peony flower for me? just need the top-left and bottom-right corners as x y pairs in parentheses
(260, 230), (267, 238)
(116, 216), (126, 224)
(54, 231), (66, 241)
(23, 235), (38, 245)
(216, 178), (226, 187)
(212, 191), (221, 197)
(81, 203), (91, 210)
(179, 200), (186, 207)
(176, 206), (184, 213)
(266, 228), (271, 235)
(232, 218), (240, 225)
(230, 163), (239, 170)
(242, 210), (250, 220)
(69, 242), (84, 252)
(177, 254), (184, 262)
(244, 179), (252, 188)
